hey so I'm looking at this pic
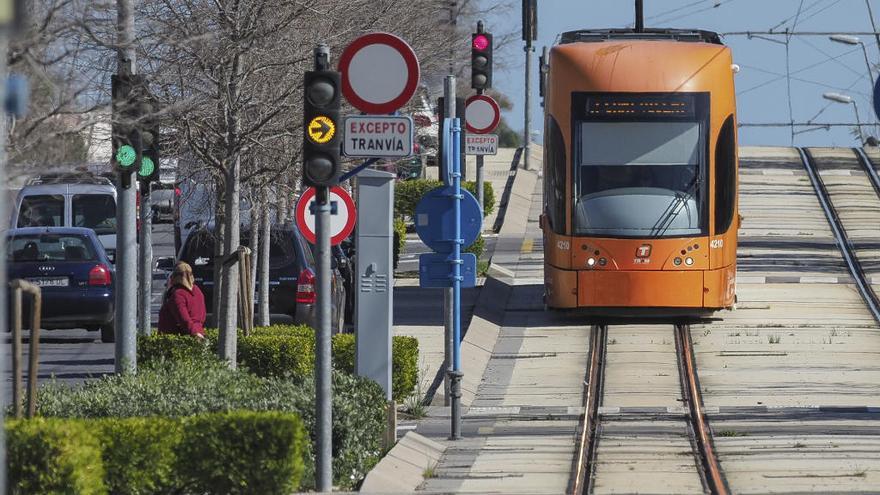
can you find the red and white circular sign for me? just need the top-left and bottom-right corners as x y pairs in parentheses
(465, 94), (501, 134)
(338, 32), (420, 115)
(295, 186), (357, 246)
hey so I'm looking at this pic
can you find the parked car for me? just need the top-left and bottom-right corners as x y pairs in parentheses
(11, 173), (118, 262)
(6, 227), (115, 343)
(150, 183), (176, 224)
(178, 224), (347, 332)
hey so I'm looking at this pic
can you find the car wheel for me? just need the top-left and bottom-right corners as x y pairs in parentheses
(100, 322), (115, 343)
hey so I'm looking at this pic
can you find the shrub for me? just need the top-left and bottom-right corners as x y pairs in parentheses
(333, 334), (418, 402)
(464, 233), (485, 259)
(137, 333), (215, 365)
(178, 411), (307, 494)
(393, 217), (407, 268)
(94, 417), (181, 495)
(6, 418), (106, 495)
(36, 360), (386, 490)
(138, 326), (420, 402)
(395, 179), (494, 220)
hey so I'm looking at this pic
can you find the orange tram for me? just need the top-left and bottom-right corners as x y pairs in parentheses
(540, 28), (739, 318)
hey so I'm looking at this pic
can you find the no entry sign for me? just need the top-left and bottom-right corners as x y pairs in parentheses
(295, 186), (357, 246)
(465, 94), (501, 134)
(338, 32), (420, 114)
(343, 115), (413, 158)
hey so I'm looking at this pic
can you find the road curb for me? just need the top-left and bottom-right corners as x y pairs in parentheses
(359, 431), (445, 493)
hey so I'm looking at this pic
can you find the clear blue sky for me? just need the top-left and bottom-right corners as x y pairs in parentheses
(485, 0), (880, 147)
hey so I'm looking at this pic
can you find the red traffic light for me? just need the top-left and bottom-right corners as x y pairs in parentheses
(472, 34), (490, 51)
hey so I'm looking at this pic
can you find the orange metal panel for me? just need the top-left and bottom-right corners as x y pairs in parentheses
(578, 270), (704, 308)
(545, 263), (578, 308)
(703, 264), (736, 309)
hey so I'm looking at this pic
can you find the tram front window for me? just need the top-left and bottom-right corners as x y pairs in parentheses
(575, 121), (704, 238)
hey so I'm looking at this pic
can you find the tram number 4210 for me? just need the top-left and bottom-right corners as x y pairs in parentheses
(710, 239), (724, 249)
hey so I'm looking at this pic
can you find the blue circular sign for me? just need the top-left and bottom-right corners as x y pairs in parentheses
(414, 186), (482, 254)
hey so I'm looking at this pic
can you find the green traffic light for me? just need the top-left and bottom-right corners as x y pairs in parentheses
(116, 144), (137, 168)
(138, 156), (155, 178)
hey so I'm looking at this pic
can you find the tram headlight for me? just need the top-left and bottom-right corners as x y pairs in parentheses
(685, 257), (694, 266)
(598, 257), (607, 267)
(674, 257), (682, 266)
(587, 257), (596, 267)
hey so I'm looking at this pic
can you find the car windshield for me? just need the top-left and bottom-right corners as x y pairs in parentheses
(72, 194), (117, 235)
(7, 234), (96, 262)
(17, 195), (64, 228)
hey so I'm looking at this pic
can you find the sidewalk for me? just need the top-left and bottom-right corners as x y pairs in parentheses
(367, 145), (591, 494)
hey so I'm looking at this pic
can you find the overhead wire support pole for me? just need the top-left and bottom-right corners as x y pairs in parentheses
(115, 0), (137, 373)
(443, 77), (455, 408)
(312, 43), (333, 493)
(138, 179), (152, 337)
(449, 80), (464, 441)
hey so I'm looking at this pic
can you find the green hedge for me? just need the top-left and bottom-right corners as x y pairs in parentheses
(137, 325), (420, 401)
(95, 417), (181, 495)
(178, 411), (307, 494)
(6, 418), (106, 495)
(7, 412), (307, 495)
(393, 217), (407, 268)
(36, 360), (385, 489)
(395, 179), (494, 219)
(332, 333), (419, 402)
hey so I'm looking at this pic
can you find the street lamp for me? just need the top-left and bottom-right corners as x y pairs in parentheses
(822, 92), (866, 144)
(829, 35), (875, 89)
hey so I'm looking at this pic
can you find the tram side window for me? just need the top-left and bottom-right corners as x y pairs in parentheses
(544, 116), (566, 234)
(714, 116), (736, 234)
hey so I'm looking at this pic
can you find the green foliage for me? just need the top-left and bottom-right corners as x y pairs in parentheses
(497, 118), (523, 148)
(464, 233), (485, 259)
(333, 333), (419, 401)
(178, 411), (307, 494)
(138, 326), (420, 401)
(36, 360), (386, 490)
(6, 418), (107, 495)
(394, 179), (441, 219)
(395, 179), (494, 221)
(137, 333), (215, 365)
(462, 181), (495, 217)
(393, 217), (407, 269)
(94, 417), (181, 495)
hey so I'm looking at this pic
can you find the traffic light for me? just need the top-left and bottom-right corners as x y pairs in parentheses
(111, 74), (142, 181)
(302, 69), (341, 187)
(136, 86), (160, 183)
(471, 30), (493, 91)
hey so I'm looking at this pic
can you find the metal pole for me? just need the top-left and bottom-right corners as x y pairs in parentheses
(115, 0), (137, 373)
(26, 285), (41, 419)
(0, 31), (10, 488)
(443, 76), (455, 408)
(523, 44), (532, 170)
(476, 86), (485, 214)
(11, 287), (21, 419)
(450, 112), (463, 441)
(860, 42), (876, 89)
(138, 181), (152, 336)
(866, 0), (880, 53)
(313, 44), (333, 493)
(258, 197), (271, 326)
(852, 102), (866, 144)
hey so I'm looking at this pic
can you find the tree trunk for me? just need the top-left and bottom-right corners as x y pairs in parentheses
(219, 156), (241, 366)
(258, 194), (271, 326)
(249, 196), (260, 326)
(210, 183), (225, 328)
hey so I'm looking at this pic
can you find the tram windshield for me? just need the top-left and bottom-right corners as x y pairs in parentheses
(574, 121), (705, 237)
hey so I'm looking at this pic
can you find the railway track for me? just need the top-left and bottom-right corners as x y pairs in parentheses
(571, 324), (728, 494)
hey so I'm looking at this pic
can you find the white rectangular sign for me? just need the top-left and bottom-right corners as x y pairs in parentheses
(465, 133), (499, 156)
(343, 115), (413, 158)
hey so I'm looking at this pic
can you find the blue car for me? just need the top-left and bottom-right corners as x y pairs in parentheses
(6, 227), (115, 342)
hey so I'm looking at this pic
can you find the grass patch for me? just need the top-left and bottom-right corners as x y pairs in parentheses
(716, 430), (747, 437)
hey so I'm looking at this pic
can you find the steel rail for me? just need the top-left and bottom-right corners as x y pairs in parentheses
(799, 148), (880, 323)
(853, 147), (880, 204)
(675, 324), (728, 495)
(569, 324), (607, 495)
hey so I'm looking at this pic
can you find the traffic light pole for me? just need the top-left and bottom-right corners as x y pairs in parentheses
(138, 182), (152, 336)
(115, 0), (137, 373)
(312, 44), (333, 493)
(476, 87), (485, 215)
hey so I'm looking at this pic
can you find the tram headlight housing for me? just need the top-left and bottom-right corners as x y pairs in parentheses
(674, 257), (682, 266)
(685, 257), (694, 266)
(587, 257), (596, 267)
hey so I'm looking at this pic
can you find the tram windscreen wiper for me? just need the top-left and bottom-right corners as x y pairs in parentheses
(650, 173), (700, 238)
